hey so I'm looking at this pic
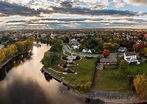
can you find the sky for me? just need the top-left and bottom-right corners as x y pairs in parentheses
(0, 0), (147, 30)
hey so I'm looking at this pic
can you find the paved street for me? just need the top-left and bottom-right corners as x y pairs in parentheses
(63, 43), (123, 58)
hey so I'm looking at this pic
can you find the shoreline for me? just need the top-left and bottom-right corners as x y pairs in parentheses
(42, 67), (147, 104)
(0, 52), (29, 69)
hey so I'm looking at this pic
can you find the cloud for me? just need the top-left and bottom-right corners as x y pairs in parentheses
(79, 0), (101, 3)
(51, 4), (139, 16)
(6, 20), (27, 23)
(0, 1), (43, 16)
(123, 0), (147, 6)
(60, 1), (73, 8)
(101, 0), (109, 6)
(0, 1), (145, 18)
(113, 0), (125, 8)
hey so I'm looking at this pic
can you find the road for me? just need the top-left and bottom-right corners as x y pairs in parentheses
(63, 43), (123, 58)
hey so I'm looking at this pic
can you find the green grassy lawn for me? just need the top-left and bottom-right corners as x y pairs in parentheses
(93, 69), (131, 91)
(127, 62), (147, 76)
(47, 57), (96, 85)
(63, 58), (96, 85)
(93, 62), (147, 91)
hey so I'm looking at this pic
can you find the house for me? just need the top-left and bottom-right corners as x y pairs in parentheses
(100, 57), (117, 65)
(124, 52), (140, 64)
(82, 48), (92, 53)
(69, 39), (79, 45)
(118, 47), (127, 53)
(51, 33), (57, 39)
(99, 56), (117, 69)
(40, 34), (47, 38)
(72, 45), (79, 49)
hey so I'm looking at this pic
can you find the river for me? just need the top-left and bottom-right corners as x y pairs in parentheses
(0, 43), (88, 104)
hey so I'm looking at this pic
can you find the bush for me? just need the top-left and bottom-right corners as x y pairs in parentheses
(76, 56), (81, 60)
(62, 55), (68, 60)
(74, 82), (92, 93)
(62, 64), (67, 68)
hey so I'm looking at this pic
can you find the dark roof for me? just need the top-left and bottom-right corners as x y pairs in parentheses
(100, 57), (117, 63)
(125, 52), (136, 56)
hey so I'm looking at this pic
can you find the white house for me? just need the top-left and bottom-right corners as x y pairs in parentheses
(124, 52), (140, 64)
(82, 48), (92, 53)
(72, 45), (79, 49)
(69, 39), (79, 45)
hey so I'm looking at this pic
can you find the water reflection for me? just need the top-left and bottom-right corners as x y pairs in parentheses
(0, 44), (86, 104)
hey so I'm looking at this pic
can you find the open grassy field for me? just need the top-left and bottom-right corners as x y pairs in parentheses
(92, 69), (131, 91)
(63, 58), (96, 85)
(93, 62), (147, 91)
(47, 57), (96, 85)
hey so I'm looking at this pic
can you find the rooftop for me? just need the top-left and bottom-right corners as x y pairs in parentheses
(100, 57), (117, 63)
(125, 52), (136, 56)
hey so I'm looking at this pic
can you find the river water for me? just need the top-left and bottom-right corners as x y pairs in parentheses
(0, 43), (86, 104)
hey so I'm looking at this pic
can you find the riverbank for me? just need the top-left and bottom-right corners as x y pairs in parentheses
(0, 51), (31, 69)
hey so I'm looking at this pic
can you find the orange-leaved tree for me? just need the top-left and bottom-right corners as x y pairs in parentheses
(102, 49), (110, 58)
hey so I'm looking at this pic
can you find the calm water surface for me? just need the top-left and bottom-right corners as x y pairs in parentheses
(0, 44), (85, 104)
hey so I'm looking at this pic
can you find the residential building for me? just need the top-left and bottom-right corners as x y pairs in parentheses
(72, 45), (79, 49)
(118, 47), (127, 53)
(82, 48), (92, 53)
(124, 52), (140, 64)
(69, 39), (79, 45)
(100, 57), (117, 65)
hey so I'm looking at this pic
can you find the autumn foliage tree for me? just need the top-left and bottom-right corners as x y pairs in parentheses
(0, 37), (34, 64)
(133, 74), (147, 99)
(102, 49), (110, 58)
(134, 42), (144, 52)
(7, 44), (18, 57)
(0, 49), (5, 63)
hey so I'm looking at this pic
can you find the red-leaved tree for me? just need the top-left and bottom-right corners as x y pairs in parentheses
(135, 42), (144, 52)
(102, 49), (110, 58)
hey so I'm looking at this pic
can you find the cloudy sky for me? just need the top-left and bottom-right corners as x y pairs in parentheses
(0, 0), (147, 30)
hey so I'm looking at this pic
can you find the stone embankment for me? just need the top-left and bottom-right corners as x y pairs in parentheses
(89, 90), (147, 103)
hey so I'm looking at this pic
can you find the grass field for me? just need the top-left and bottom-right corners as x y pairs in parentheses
(92, 69), (131, 91)
(63, 58), (96, 85)
(93, 62), (147, 91)
(127, 62), (147, 76)
(47, 57), (96, 85)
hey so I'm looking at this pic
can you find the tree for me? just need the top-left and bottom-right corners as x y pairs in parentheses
(112, 43), (120, 52)
(0, 49), (5, 63)
(79, 45), (84, 52)
(15, 41), (25, 53)
(133, 74), (147, 99)
(118, 59), (129, 76)
(102, 49), (110, 58)
(144, 48), (147, 56)
(50, 41), (62, 52)
(103, 42), (112, 51)
(134, 42), (144, 52)
(7, 44), (18, 57)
